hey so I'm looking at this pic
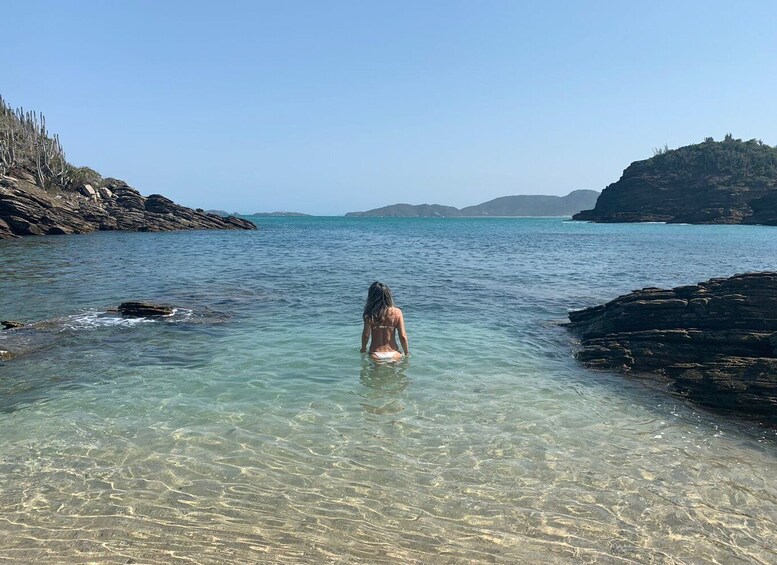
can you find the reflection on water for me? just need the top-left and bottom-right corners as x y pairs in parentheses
(359, 356), (410, 415)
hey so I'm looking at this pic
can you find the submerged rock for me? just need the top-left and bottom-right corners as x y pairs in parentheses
(1, 320), (24, 330)
(118, 302), (174, 317)
(566, 272), (777, 425)
(0, 302), (229, 365)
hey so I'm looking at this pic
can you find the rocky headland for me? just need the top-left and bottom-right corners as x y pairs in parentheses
(346, 190), (599, 217)
(566, 272), (777, 425)
(574, 136), (777, 224)
(0, 175), (255, 238)
(0, 97), (255, 238)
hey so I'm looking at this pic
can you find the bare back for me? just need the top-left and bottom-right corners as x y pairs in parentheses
(369, 307), (401, 351)
(361, 306), (409, 359)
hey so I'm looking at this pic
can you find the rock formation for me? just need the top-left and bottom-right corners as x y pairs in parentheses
(0, 175), (255, 238)
(118, 302), (174, 317)
(0, 96), (255, 238)
(574, 137), (777, 224)
(566, 272), (777, 425)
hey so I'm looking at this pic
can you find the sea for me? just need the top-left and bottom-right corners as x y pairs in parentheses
(0, 217), (776, 564)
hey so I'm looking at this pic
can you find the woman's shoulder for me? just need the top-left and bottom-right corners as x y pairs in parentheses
(389, 306), (403, 317)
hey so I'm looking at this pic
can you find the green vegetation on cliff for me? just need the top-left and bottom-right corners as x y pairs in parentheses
(0, 95), (110, 193)
(0, 95), (70, 189)
(0, 96), (256, 238)
(574, 136), (777, 224)
(650, 135), (777, 187)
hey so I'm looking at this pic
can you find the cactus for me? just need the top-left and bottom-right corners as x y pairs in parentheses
(0, 95), (70, 187)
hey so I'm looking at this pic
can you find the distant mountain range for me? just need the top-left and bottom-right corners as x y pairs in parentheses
(207, 210), (311, 217)
(345, 190), (600, 217)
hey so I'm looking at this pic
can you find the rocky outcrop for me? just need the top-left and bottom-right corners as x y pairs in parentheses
(1, 95), (256, 238)
(0, 175), (255, 239)
(566, 272), (777, 424)
(118, 302), (174, 317)
(573, 137), (777, 225)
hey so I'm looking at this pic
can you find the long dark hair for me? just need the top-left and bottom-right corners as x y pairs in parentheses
(363, 281), (395, 324)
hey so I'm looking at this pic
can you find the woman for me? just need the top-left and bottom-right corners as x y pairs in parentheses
(360, 281), (409, 362)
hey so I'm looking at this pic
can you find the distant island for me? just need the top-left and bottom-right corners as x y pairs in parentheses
(250, 211), (311, 217)
(205, 209), (238, 217)
(0, 96), (255, 239)
(574, 135), (777, 225)
(346, 189), (599, 217)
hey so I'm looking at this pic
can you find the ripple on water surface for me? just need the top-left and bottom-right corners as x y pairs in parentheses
(1, 218), (776, 563)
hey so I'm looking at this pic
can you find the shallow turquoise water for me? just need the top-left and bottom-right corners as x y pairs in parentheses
(1, 217), (776, 563)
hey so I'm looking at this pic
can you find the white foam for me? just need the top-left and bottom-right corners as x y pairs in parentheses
(171, 307), (194, 321)
(62, 310), (156, 331)
(59, 307), (197, 331)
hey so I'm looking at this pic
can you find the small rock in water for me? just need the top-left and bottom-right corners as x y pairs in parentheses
(0, 350), (12, 361)
(118, 302), (174, 317)
(1, 320), (24, 330)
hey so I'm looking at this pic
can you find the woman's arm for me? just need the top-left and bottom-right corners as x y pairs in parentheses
(360, 319), (371, 352)
(397, 310), (409, 355)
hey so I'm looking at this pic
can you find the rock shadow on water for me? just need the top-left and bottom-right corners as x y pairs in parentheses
(358, 355), (410, 416)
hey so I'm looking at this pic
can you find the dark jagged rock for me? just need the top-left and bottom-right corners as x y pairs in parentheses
(0, 175), (256, 238)
(574, 137), (777, 225)
(1, 320), (24, 330)
(118, 302), (174, 317)
(0, 96), (256, 239)
(566, 272), (777, 425)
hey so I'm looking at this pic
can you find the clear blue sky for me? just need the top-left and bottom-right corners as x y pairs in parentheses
(6, 1), (777, 215)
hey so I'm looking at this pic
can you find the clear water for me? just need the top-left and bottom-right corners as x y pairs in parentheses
(1, 217), (776, 564)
